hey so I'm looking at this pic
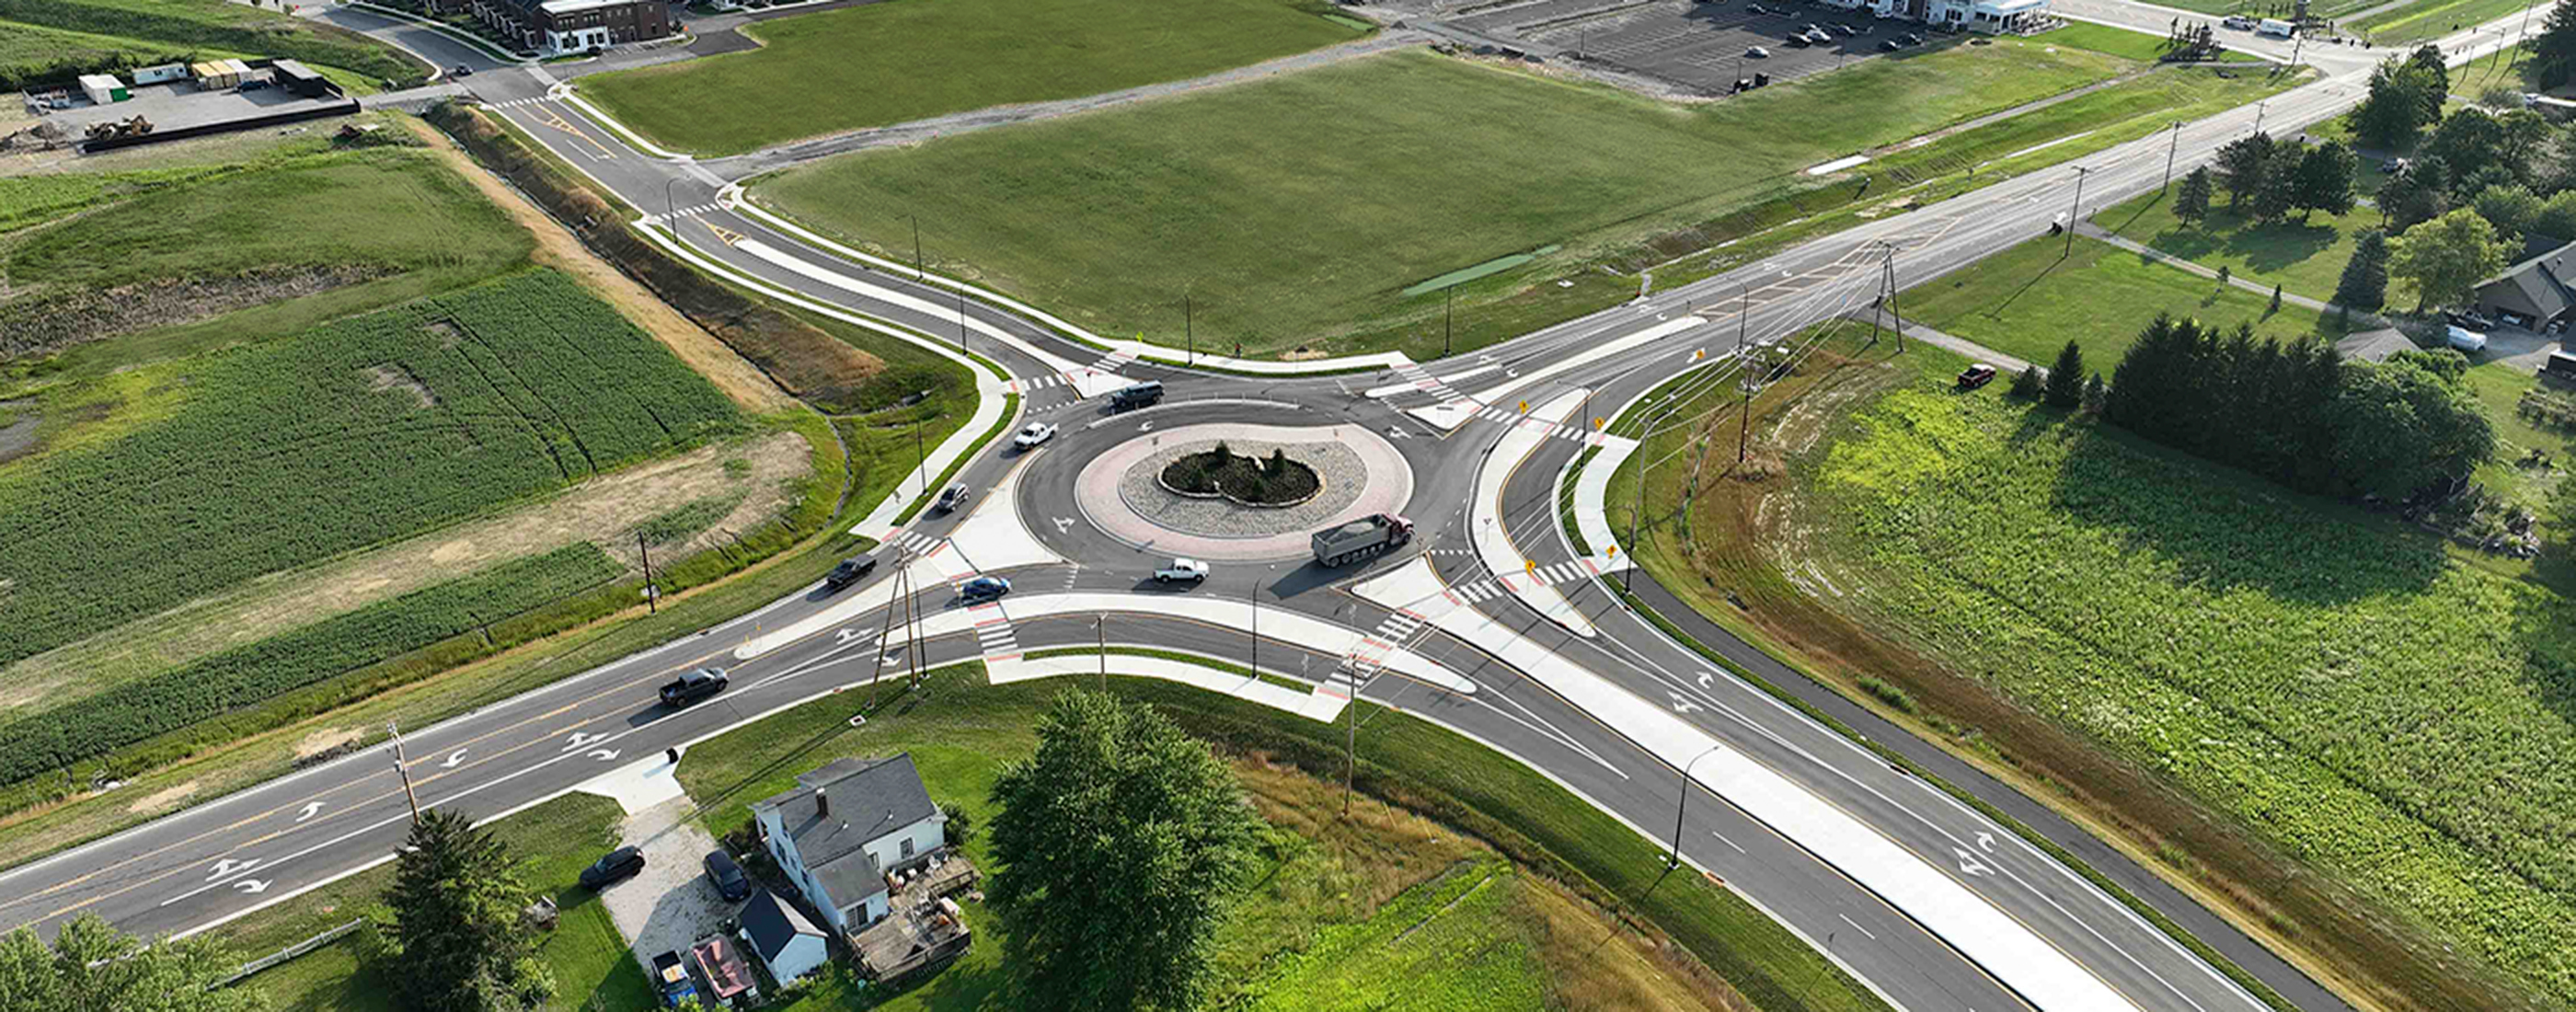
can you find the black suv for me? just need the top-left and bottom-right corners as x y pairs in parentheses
(703, 850), (752, 902)
(1110, 381), (1165, 410)
(581, 846), (645, 890)
(823, 555), (879, 592)
(659, 667), (729, 707)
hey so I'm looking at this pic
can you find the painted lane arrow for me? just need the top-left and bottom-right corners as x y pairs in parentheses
(207, 858), (259, 880)
(587, 749), (621, 762)
(294, 802), (324, 823)
(1954, 848), (1994, 878)
(1976, 832), (1995, 853)
(442, 749), (468, 768)
(233, 880), (270, 895)
(560, 732), (604, 753)
(1666, 691), (1705, 715)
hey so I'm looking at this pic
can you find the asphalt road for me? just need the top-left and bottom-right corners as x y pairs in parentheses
(4, 4), (2545, 1009)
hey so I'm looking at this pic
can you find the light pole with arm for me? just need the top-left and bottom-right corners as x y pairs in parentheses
(1667, 744), (1726, 868)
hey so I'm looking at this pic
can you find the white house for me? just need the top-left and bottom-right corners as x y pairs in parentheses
(1967, 0), (2052, 33)
(741, 889), (829, 984)
(752, 754), (947, 935)
(1927, 0), (1975, 29)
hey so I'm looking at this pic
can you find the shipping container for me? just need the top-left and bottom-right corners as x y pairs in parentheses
(77, 74), (128, 104)
(132, 63), (188, 85)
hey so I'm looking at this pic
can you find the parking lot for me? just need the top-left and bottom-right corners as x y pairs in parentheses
(1453, 0), (1929, 94)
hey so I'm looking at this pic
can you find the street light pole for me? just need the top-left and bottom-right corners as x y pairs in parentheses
(957, 290), (968, 353)
(1443, 287), (1454, 358)
(2064, 166), (2092, 259)
(909, 214), (925, 282)
(662, 177), (678, 228)
(2253, 99), (2267, 135)
(387, 721), (422, 823)
(1667, 745), (1725, 869)
(2161, 121), (2182, 192)
(1186, 295), (1194, 366)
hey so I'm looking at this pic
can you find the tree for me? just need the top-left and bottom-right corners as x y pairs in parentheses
(383, 810), (553, 1012)
(2354, 58), (2444, 151)
(2270, 282), (2283, 312)
(2251, 154), (2301, 223)
(940, 799), (976, 846)
(987, 691), (1263, 1012)
(2008, 363), (2045, 399)
(2474, 183), (2544, 236)
(0, 916), (265, 1012)
(2535, 190), (2576, 239)
(2388, 207), (2511, 310)
(2537, 0), (2576, 88)
(2336, 228), (2391, 311)
(2045, 340), (2086, 408)
(2176, 166), (2214, 224)
(2081, 372), (2108, 414)
(2293, 143), (2358, 220)
(2427, 108), (2509, 188)
(2380, 155), (2450, 233)
(2214, 132), (2275, 206)
(2329, 355), (2495, 497)
(2406, 44), (2451, 114)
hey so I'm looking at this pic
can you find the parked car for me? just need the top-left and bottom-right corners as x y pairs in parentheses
(1880, 38), (1902, 51)
(2448, 325), (2490, 352)
(1154, 558), (1211, 583)
(581, 846), (645, 890)
(1746, 45), (1771, 57)
(936, 483), (970, 513)
(823, 554), (879, 592)
(703, 850), (752, 902)
(1804, 28), (1834, 43)
(1013, 421), (1058, 449)
(1110, 381), (1165, 410)
(959, 575), (1012, 602)
(1956, 363), (1998, 390)
(240, 77), (270, 91)
(1787, 31), (1811, 45)
(660, 667), (730, 707)
(2449, 310), (2498, 331)
(1833, 22), (1858, 34)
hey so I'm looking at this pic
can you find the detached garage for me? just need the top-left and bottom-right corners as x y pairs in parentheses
(742, 889), (829, 985)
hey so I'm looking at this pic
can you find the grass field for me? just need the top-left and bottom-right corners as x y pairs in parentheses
(2097, 188), (2377, 305)
(1900, 233), (2348, 367)
(2350, 0), (2530, 44)
(0, 0), (421, 86)
(760, 43), (2135, 360)
(1605, 331), (2576, 1009)
(579, 0), (1367, 155)
(0, 269), (740, 720)
(0, 17), (190, 88)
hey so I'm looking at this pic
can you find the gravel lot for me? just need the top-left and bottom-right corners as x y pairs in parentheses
(600, 799), (744, 983)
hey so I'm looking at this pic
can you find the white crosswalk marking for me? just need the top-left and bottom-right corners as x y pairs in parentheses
(890, 532), (939, 554)
(1007, 374), (1067, 394)
(971, 603), (1019, 661)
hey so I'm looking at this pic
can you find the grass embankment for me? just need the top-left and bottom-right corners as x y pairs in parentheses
(671, 667), (1883, 1012)
(580, 0), (1367, 155)
(760, 42), (2135, 361)
(1607, 331), (2569, 1010)
(2351, 0), (2532, 44)
(214, 793), (651, 1012)
(2097, 186), (2378, 305)
(1899, 233), (2350, 366)
(0, 0), (423, 86)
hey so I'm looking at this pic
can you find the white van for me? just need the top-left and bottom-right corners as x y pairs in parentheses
(2257, 17), (2295, 38)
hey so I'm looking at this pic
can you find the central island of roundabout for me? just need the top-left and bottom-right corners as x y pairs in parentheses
(1075, 421), (1413, 560)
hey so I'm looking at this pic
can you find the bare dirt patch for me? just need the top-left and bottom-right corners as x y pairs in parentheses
(400, 118), (798, 413)
(362, 363), (438, 408)
(293, 726), (363, 760)
(0, 430), (812, 714)
(0, 399), (38, 464)
(124, 779), (198, 815)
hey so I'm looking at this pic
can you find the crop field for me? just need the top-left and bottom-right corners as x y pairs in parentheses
(0, 0), (420, 85)
(581, 0), (1366, 155)
(1743, 366), (2576, 1004)
(760, 43), (2134, 359)
(1899, 233), (2347, 367)
(0, 269), (739, 680)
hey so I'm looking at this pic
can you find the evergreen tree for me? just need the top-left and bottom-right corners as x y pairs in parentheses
(2176, 166), (2214, 225)
(2252, 154), (2302, 222)
(2215, 132), (2275, 206)
(2294, 143), (2358, 220)
(2537, 0), (2576, 88)
(2009, 363), (2045, 400)
(2081, 372), (2108, 414)
(383, 810), (553, 1012)
(2270, 282), (2283, 312)
(2336, 228), (2390, 311)
(2045, 340), (2087, 408)
(988, 691), (1263, 1012)
(2354, 59), (2444, 151)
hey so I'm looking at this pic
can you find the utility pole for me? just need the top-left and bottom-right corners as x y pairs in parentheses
(1736, 283), (1748, 358)
(1885, 243), (1904, 352)
(1185, 295), (1194, 366)
(2064, 166), (2092, 259)
(662, 178), (678, 229)
(914, 419), (926, 496)
(910, 214), (925, 282)
(871, 556), (904, 709)
(957, 289), (969, 353)
(637, 532), (655, 615)
(2253, 99), (2267, 135)
(1443, 287), (1454, 358)
(387, 721), (421, 823)
(2161, 121), (2182, 192)
(1736, 369), (1756, 463)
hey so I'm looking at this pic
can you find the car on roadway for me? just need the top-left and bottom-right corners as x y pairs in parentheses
(452, 64), (474, 77)
(2222, 14), (2255, 29)
(1155, 558), (1211, 583)
(1746, 45), (1771, 58)
(659, 667), (729, 707)
(1013, 421), (1058, 450)
(581, 845), (645, 890)
(823, 554), (879, 592)
(703, 850), (752, 902)
(1956, 363), (1998, 390)
(1110, 381), (1165, 411)
(936, 483), (971, 513)
(959, 575), (1012, 603)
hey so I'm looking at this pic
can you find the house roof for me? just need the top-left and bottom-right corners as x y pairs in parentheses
(741, 889), (823, 961)
(2336, 328), (2418, 363)
(753, 755), (938, 906)
(2476, 237), (2576, 321)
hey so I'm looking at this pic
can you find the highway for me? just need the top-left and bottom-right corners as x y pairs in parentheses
(3, 3), (2547, 1008)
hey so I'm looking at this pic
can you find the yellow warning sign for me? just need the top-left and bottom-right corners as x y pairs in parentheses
(1517, 400), (1529, 414)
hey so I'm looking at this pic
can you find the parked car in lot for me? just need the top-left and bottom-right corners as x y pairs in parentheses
(935, 483), (970, 513)
(581, 846), (645, 890)
(1154, 558), (1211, 583)
(1746, 45), (1771, 57)
(660, 667), (729, 707)
(1956, 363), (1998, 390)
(1787, 31), (1811, 45)
(1804, 28), (1834, 43)
(1833, 22), (1858, 34)
(959, 575), (1012, 602)
(703, 850), (752, 902)
(1013, 421), (1058, 449)
(1879, 37), (1902, 51)
(823, 554), (879, 592)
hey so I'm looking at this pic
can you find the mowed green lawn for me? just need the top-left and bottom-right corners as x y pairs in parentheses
(1795, 373), (2576, 1006)
(2098, 187), (2376, 305)
(579, 0), (1366, 155)
(762, 44), (2132, 357)
(1901, 233), (2347, 368)
(2350, 0), (2529, 44)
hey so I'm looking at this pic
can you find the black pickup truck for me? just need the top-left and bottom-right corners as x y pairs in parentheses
(660, 667), (730, 707)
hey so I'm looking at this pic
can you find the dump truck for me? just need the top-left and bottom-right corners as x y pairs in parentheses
(1312, 513), (1413, 567)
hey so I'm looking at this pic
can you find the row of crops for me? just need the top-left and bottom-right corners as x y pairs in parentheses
(0, 268), (740, 668)
(1805, 383), (2576, 1004)
(0, 545), (621, 788)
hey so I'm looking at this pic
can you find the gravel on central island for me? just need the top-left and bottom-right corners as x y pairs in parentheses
(1118, 438), (1365, 538)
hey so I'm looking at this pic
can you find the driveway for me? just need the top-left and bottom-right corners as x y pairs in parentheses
(600, 798), (742, 979)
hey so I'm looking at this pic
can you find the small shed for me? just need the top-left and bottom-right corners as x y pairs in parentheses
(742, 890), (829, 985)
(270, 59), (328, 98)
(2542, 351), (2576, 384)
(77, 74), (128, 104)
(220, 58), (254, 80)
(131, 63), (189, 85)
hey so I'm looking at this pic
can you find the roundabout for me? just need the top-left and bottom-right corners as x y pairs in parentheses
(1073, 420), (1412, 560)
